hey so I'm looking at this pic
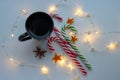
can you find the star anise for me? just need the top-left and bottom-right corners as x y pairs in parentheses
(71, 35), (78, 43)
(33, 46), (47, 59)
(52, 53), (62, 63)
(66, 18), (74, 25)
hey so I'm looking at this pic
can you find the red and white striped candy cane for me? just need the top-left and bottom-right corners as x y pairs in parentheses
(48, 36), (76, 58)
(49, 13), (63, 22)
(48, 36), (87, 75)
(54, 27), (78, 57)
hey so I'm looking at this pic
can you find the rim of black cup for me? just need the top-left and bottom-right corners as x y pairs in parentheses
(25, 12), (54, 40)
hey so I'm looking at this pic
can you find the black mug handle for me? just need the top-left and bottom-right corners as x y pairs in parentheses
(18, 32), (32, 41)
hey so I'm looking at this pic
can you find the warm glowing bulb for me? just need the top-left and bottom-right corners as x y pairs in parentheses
(21, 9), (28, 15)
(69, 32), (75, 37)
(48, 5), (57, 13)
(22, 9), (26, 13)
(107, 42), (118, 51)
(95, 31), (100, 34)
(41, 66), (49, 74)
(74, 8), (85, 16)
(58, 56), (66, 66)
(67, 62), (74, 71)
(83, 33), (93, 43)
(10, 58), (13, 62)
(11, 34), (14, 38)
(59, 59), (65, 64)
(86, 35), (92, 42)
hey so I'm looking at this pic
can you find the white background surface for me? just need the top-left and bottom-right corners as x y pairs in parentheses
(0, 0), (120, 80)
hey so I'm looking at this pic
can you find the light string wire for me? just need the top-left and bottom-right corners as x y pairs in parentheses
(2, 10), (45, 68)
(1, 39), (83, 80)
(1, 0), (120, 79)
(54, 0), (120, 52)
(10, 12), (21, 39)
(2, 5), (120, 68)
(1, 8), (83, 80)
(68, 0), (120, 51)
(9, 1), (120, 67)
(75, 13), (120, 51)
(85, 15), (97, 51)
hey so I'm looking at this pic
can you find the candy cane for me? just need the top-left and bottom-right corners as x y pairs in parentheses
(54, 27), (78, 57)
(48, 36), (87, 75)
(49, 13), (63, 22)
(48, 37), (77, 58)
(61, 25), (92, 70)
(62, 25), (77, 44)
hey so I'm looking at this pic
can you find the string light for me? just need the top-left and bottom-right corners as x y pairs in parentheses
(21, 9), (29, 15)
(107, 42), (119, 51)
(8, 57), (21, 65)
(67, 62), (75, 71)
(48, 5), (57, 13)
(69, 32), (76, 37)
(10, 58), (13, 62)
(1, 4), (120, 80)
(10, 33), (14, 38)
(81, 31), (101, 51)
(41, 66), (49, 74)
(21, 9), (27, 14)
(58, 56), (66, 67)
(74, 9), (98, 51)
(74, 8), (87, 17)
(95, 31), (100, 34)
(83, 32), (93, 43)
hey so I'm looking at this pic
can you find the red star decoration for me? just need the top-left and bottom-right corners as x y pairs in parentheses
(52, 53), (62, 63)
(71, 35), (78, 43)
(66, 18), (74, 25)
(33, 46), (47, 59)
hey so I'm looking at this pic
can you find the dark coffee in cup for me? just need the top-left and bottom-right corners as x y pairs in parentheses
(18, 12), (54, 41)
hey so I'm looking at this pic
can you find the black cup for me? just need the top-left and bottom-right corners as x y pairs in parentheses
(18, 12), (54, 41)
